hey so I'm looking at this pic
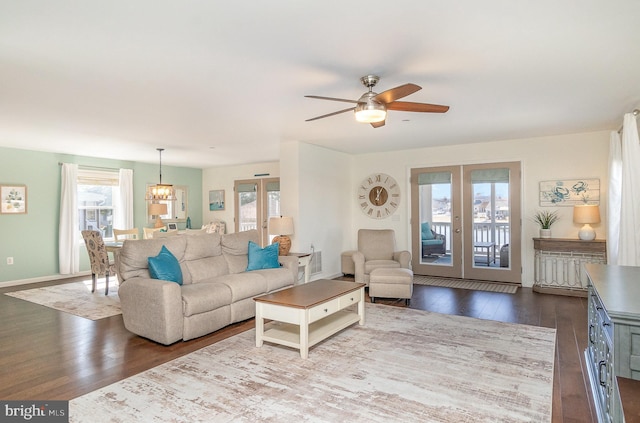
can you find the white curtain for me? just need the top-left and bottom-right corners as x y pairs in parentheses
(607, 131), (622, 264)
(618, 113), (640, 266)
(114, 168), (134, 229)
(59, 163), (79, 274)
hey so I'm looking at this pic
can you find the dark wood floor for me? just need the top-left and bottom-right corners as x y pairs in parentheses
(0, 277), (596, 422)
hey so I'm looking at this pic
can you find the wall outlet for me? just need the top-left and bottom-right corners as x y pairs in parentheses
(7, 257), (14, 265)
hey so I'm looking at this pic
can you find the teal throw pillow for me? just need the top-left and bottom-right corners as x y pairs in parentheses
(246, 241), (280, 271)
(421, 222), (435, 240)
(148, 245), (183, 285)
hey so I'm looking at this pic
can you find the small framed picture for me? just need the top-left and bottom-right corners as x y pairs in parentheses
(167, 223), (178, 230)
(1, 185), (27, 214)
(209, 190), (225, 211)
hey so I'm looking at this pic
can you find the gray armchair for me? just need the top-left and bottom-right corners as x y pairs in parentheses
(352, 229), (411, 286)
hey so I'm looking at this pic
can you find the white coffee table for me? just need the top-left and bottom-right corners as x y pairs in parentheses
(254, 280), (365, 358)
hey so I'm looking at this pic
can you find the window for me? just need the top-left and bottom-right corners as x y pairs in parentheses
(78, 169), (119, 239)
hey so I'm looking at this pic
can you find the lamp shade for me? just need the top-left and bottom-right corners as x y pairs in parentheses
(268, 216), (294, 235)
(573, 204), (601, 224)
(573, 204), (600, 241)
(148, 203), (168, 217)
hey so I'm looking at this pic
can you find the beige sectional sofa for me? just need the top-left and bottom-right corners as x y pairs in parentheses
(117, 230), (297, 345)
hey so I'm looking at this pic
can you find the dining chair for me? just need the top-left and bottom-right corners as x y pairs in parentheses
(143, 226), (167, 239)
(81, 230), (117, 295)
(113, 228), (139, 241)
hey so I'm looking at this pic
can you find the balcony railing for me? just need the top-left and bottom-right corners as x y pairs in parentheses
(431, 221), (510, 253)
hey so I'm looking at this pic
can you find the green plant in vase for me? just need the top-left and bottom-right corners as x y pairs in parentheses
(533, 210), (559, 238)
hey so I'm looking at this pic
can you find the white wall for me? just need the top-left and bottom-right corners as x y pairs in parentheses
(203, 130), (610, 288)
(202, 161), (280, 232)
(348, 130), (610, 287)
(281, 141), (352, 280)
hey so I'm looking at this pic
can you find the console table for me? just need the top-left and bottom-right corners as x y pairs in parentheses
(584, 264), (640, 423)
(533, 238), (606, 296)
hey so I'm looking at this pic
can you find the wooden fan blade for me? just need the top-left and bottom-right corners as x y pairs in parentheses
(305, 95), (360, 104)
(305, 107), (355, 122)
(374, 83), (421, 104)
(370, 120), (386, 128)
(387, 101), (449, 113)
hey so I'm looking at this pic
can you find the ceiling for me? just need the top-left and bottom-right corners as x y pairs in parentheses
(1, 1), (639, 169)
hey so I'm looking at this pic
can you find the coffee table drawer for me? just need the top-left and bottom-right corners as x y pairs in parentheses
(339, 289), (362, 308)
(309, 298), (340, 322)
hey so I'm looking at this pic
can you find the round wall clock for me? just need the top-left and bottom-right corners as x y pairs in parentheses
(357, 173), (401, 219)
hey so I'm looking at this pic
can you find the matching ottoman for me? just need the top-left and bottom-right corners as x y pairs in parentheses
(369, 267), (414, 306)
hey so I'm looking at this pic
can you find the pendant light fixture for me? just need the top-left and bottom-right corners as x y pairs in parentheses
(146, 148), (176, 201)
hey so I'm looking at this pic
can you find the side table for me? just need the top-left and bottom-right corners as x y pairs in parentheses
(288, 252), (312, 283)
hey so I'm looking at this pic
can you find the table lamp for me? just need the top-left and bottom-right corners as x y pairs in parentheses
(148, 203), (168, 229)
(573, 204), (600, 241)
(269, 216), (294, 256)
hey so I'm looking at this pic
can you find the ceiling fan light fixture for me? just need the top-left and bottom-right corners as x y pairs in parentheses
(354, 95), (387, 123)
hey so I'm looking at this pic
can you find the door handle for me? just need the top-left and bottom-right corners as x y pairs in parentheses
(455, 229), (461, 233)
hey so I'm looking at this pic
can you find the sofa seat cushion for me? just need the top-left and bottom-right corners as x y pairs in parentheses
(251, 268), (293, 292)
(422, 239), (443, 246)
(220, 272), (268, 302)
(364, 259), (401, 274)
(181, 282), (232, 317)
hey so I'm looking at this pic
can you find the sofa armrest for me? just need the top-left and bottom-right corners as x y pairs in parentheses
(393, 250), (411, 268)
(278, 255), (299, 284)
(118, 278), (184, 345)
(352, 251), (365, 283)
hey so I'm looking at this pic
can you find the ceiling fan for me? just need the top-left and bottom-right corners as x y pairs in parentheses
(305, 75), (449, 128)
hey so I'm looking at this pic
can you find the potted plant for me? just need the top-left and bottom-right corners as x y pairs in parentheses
(533, 210), (559, 238)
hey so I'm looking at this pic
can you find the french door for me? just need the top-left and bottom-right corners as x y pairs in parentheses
(410, 162), (521, 283)
(234, 178), (280, 246)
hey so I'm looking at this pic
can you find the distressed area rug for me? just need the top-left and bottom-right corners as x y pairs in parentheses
(5, 279), (121, 320)
(70, 304), (555, 422)
(413, 275), (519, 294)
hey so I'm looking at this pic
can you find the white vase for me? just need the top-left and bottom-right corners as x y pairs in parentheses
(540, 228), (551, 238)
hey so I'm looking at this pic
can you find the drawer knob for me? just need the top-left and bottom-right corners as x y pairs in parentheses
(324, 308), (328, 313)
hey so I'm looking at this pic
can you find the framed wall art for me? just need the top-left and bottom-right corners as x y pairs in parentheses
(1, 185), (27, 214)
(209, 190), (225, 211)
(539, 178), (599, 206)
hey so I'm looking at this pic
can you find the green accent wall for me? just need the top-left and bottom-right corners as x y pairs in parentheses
(0, 147), (202, 284)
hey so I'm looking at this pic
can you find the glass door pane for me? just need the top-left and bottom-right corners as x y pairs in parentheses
(463, 162), (521, 283)
(264, 178), (281, 244)
(235, 181), (258, 233)
(234, 178), (281, 246)
(411, 166), (462, 278)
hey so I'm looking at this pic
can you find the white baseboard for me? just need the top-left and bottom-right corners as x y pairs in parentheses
(309, 272), (343, 282)
(0, 271), (91, 288)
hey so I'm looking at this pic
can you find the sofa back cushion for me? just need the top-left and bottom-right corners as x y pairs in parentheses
(222, 230), (260, 274)
(184, 233), (229, 282)
(118, 236), (188, 283)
